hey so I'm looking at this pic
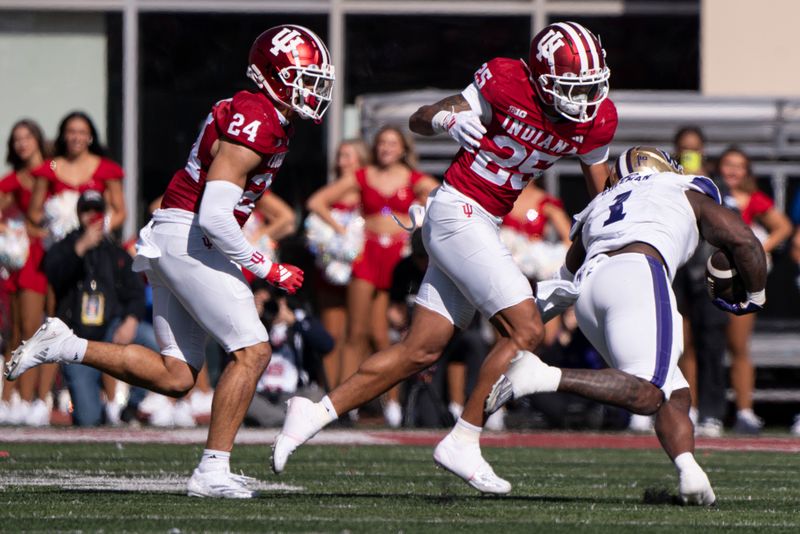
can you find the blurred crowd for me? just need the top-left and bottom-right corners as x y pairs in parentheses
(0, 115), (798, 436)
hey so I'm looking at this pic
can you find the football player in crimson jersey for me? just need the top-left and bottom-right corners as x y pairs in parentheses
(5, 25), (334, 498)
(273, 22), (617, 493)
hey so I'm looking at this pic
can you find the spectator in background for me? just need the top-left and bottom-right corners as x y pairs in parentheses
(669, 126), (731, 437)
(246, 280), (333, 427)
(0, 119), (51, 426)
(718, 146), (792, 434)
(306, 126), (437, 426)
(305, 139), (370, 392)
(43, 190), (157, 426)
(26, 112), (127, 423)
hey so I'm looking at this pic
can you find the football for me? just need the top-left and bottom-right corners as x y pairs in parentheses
(705, 249), (747, 303)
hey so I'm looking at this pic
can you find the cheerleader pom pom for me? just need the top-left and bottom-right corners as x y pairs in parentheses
(43, 190), (81, 249)
(324, 259), (352, 286)
(0, 217), (30, 270)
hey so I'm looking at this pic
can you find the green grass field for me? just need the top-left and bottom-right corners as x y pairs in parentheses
(1, 442), (799, 532)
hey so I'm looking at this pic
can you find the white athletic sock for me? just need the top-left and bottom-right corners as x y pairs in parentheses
(450, 417), (482, 445)
(198, 449), (230, 473)
(673, 452), (701, 474)
(63, 335), (88, 363)
(320, 395), (338, 423)
(506, 352), (562, 398)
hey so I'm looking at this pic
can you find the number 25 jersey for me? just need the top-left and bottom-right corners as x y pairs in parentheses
(572, 172), (723, 279)
(160, 90), (291, 227)
(445, 57), (618, 217)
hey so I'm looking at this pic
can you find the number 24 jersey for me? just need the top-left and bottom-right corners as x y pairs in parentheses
(572, 171), (723, 279)
(160, 90), (291, 227)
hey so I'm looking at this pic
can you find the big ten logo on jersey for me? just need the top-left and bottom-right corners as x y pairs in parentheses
(475, 63), (493, 89)
(270, 28), (304, 56)
(535, 29), (565, 63)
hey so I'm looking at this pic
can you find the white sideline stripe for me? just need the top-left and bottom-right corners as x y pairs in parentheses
(0, 470), (304, 493)
(0, 427), (394, 445)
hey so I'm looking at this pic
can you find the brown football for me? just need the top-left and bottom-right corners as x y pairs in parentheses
(705, 249), (747, 303)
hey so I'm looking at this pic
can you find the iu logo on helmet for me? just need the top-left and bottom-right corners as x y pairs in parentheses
(462, 204), (474, 218)
(270, 28), (304, 56)
(536, 29), (565, 63)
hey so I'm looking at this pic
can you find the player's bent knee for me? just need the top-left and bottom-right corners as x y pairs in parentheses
(511, 319), (544, 351)
(632, 382), (664, 415)
(162, 374), (196, 398)
(234, 343), (272, 373)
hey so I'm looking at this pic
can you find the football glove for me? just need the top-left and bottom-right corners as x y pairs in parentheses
(267, 263), (304, 295)
(712, 289), (765, 316)
(432, 110), (486, 153)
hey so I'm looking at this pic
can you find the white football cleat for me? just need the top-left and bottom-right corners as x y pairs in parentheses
(271, 396), (327, 474)
(433, 433), (511, 495)
(187, 468), (259, 499)
(485, 351), (560, 415)
(5, 318), (77, 381)
(486, 375), (514, 416)
(679, 468), (716, 506)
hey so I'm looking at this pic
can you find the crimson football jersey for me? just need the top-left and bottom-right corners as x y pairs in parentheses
(160, 90), (291, 226)
(445, 58), (618, 217)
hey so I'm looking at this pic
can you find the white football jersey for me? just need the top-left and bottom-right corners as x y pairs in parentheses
(572, 171), (721, 280)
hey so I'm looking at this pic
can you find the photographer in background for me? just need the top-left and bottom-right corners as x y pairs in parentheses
(246, 280), (333, 427)
(43, 190), (158, 426)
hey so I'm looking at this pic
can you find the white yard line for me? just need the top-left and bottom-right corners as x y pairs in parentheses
(0, 469), (304, 493)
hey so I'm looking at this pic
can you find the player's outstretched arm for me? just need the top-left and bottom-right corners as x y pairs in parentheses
(688, 190), (767, 293)
(409, 94), (473, 136)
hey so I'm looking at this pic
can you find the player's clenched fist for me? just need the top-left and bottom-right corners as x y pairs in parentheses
(432, 110), (487, 153)
(267, 263), (304, 294)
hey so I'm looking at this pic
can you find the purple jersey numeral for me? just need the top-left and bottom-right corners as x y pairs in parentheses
(602, 191), (632, 226)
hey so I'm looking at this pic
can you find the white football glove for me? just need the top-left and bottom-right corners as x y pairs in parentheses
(432, 110), (486, 153)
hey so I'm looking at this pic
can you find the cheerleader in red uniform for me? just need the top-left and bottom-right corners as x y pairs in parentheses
(307, 127), (437, 425)
(27, 112), (127, 425)
(305, 139), (370, 390)
(0, 119), (48, 424)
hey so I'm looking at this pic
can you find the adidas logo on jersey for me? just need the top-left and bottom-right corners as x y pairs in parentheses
(572, 135), (584, 143)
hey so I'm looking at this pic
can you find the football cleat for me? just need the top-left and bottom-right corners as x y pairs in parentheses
(271, 396), (327, 474)
(486, 375), (514, 416)
(485, 351), (560, 415)
(187, 468), (259, 499)
(433, 433), (511, 495)
(5, 318), (76, 381)
(679, 468), (716, 506)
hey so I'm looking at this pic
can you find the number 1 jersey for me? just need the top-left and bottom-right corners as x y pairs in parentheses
(444, 57), (618, 217)
(572, 172), (723, 279)
(160, 90), (292, 227)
